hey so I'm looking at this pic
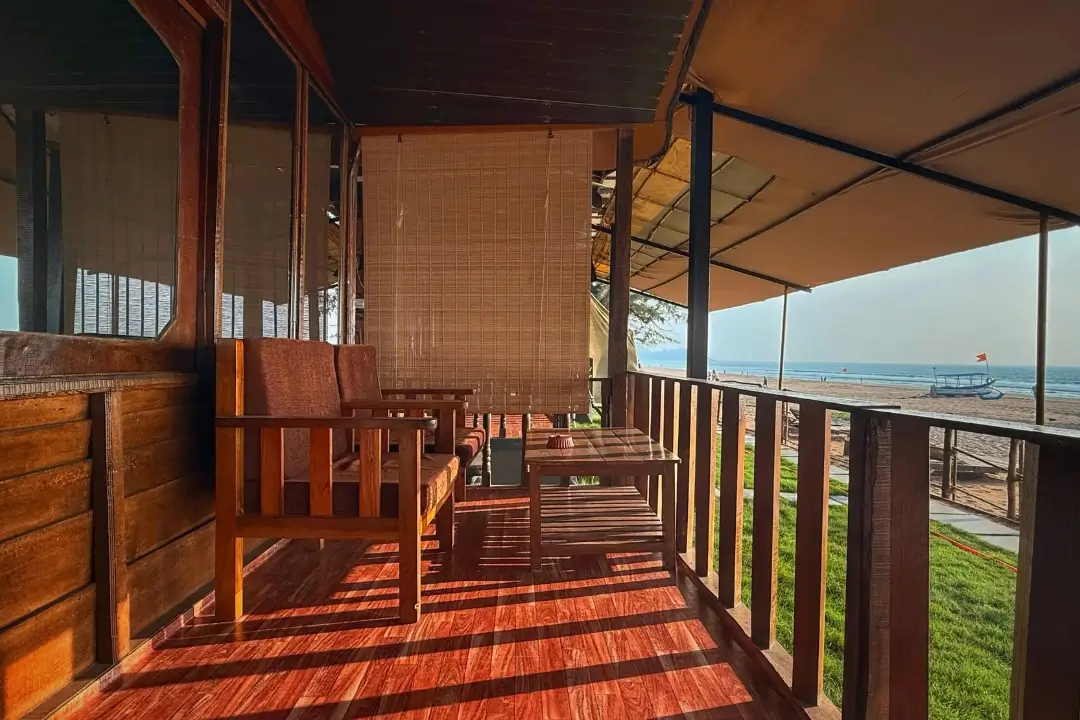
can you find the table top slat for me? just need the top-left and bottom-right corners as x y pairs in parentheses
(524, 427), (678, 465)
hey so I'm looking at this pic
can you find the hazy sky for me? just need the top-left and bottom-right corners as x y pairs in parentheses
(657, 227), (1080, 366)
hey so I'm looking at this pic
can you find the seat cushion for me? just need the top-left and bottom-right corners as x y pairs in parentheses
(244, 453), (459, 520)
(422, 427), (486, 466)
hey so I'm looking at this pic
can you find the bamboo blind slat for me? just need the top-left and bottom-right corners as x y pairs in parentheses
(362, 131), (592, 414)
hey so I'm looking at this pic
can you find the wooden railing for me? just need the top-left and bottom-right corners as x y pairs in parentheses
(625, 370), (1080, 719)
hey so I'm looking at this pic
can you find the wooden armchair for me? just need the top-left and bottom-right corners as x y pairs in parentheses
(335, 345), (485, 500)
(215, 338), (459, 624)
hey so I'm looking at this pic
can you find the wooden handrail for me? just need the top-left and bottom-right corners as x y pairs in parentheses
(215, 415), (437, 431)
(627, 368), (1080, 718)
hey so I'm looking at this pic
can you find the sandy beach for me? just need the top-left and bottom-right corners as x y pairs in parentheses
(645, 366), (1080, 518)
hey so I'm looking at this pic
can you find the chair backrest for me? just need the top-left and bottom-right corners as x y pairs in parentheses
(335, 344), (383, 412)
(243, 337), (346, 479)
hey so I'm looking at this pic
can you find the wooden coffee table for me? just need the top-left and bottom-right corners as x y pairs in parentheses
(523, 427), (679, 571)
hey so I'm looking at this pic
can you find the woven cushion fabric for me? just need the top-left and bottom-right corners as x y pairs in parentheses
(243, 337), (346, 480)
(243, 453), (458, 519)
(335, 345), (383, 415)
(454, 427), (485, 465)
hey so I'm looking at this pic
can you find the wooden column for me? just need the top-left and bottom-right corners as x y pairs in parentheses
(941, 427), (956, 500)
(792, 401), (832, 705)
(1011, 443), (1080, 718)
(15, 108), (49, 332)
(1006, 438), (1020, 521)
(1034, 213), (1049, 425)
(694, 388), (719, 575)
(45, 145), (63, 333)
(609, 127), (634, 423)
(341, 132), (357, 344)
(751, 397), (781, 647)
(686, 88), (713, 379)
(675, 381), (697, 552)
(843, 414), (931, 718)
(717, 391), (745, 607)
(90, 392), (130, 663)
(289, 71), (310, 339)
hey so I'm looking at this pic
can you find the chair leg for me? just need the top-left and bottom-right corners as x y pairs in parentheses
(399, 524), (421, 623)
(454, 467), (467, 502)
(436, 494), (455, 552)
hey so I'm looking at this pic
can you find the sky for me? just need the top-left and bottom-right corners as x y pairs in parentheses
(655, 227), (1080, 367)
(3, 228), (1078, 366)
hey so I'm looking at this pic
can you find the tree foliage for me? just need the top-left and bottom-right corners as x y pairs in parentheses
(591, 281), (685, 347)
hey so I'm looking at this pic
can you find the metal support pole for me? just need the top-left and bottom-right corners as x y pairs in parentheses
(686, 88), (714, 379)
(1035, 213), (1049, 425)
(609, 127), (634, 425)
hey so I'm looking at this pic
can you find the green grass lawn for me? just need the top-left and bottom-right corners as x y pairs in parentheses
(726, 495), (1017, 718)
(727, 444), (849, 497)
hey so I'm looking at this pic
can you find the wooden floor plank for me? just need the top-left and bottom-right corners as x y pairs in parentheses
(60, 489), (786, 720)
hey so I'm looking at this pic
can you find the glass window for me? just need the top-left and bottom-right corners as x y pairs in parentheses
(0, 0), (179, 337)
(302, 87), (343, 343)
(221, 0), (296, 338)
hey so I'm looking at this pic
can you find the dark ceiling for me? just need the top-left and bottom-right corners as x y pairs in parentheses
(310, 0), (696, 127)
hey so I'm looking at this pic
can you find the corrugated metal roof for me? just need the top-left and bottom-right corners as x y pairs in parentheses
(311, 0), (700, 126)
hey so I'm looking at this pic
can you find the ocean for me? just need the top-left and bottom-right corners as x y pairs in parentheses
(640, 359), (1080, 398)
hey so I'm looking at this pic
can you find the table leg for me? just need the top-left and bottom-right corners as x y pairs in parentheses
(530, 464), (542, 572)
(662, 464), (677, 573)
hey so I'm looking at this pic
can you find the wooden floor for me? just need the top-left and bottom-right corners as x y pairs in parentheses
(65, 490), (798, 720)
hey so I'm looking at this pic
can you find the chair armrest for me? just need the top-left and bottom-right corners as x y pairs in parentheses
(216, 415), (436, 431)
(342, 399), (466, 412)
(382, 388), (475, 396)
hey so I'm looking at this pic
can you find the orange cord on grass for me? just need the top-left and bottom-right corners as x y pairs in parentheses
(930, 529), (1017, 573)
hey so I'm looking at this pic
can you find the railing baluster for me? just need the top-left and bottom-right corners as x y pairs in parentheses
(632, 374), (652, 499)
(842, 413), (930, 717)
(259, 427), (284, 516)
(717, 390), (746, 607)
(751, 397), (780, 647)
(792, 401), (831, 704)
(1011, 442), (1080, 718)
(662, 378), (680, 519)
(676, 382), (697, 553)
(648, 376), (665, 512)
(309, 427), (334, 516)
(694, 387), (719, 576)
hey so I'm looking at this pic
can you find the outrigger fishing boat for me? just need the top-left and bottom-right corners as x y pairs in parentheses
(930, 353), (1004, 399)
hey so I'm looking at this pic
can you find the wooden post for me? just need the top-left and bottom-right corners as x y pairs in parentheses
(609, 127), (634, 421)
(632, 374), (652, 499)
(661, 378), (680, 516)
(694, 388), (719, 576)
(1011, 443), (1080, 718)
(843, 414), (931, 718)
(686, 88), (713, 379)
(1007, 438), (1020, 521)
(214, 340), (244, 620)
(15, 108), (50, 332)
(520, 413), (531, 488)
(717, 391), (746, 607)
(752, 397), (781, 648)
(648, 376), (665, 511)
(46, 145), (63, 333)
(1035, 213), (1049, 425)
(398, 429), (422, 623)
(675, 382), (697, 553)
(482, 413), (492, 486)
(792, 401), (831, 705)
(90, 392), (130, 662)
(499, 413), (507, 439)
(289, 71), (310, 339)
(941, 427), (956, 500)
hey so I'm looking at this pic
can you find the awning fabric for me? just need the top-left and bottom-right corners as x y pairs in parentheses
(595, 0), (1080, 310)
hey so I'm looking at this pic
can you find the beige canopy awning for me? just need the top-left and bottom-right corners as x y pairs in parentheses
(594, 0), (1080, 310)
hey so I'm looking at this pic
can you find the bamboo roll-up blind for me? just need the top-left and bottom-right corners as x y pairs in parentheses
(362, 131), (592, 414)
(221, 124), (293, 337)
(59, 112), (179, 336)
(303, 130), (332, 341)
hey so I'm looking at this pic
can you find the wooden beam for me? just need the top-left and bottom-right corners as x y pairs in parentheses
(717, 390), (745, 607)
(15, 108), (49, 332)
(608, 127), (633, 427)
(792, 401), (831, 705)
(685, 88), (713, 379)
(751, 396), (781, 648)
(90, 392), (130, 663)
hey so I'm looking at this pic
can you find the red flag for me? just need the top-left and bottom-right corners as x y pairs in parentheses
(976, 352), (988, 362)
(841, 367), (848, 373)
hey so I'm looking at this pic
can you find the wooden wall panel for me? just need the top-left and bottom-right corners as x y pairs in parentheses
(128, 522), (214, 634)
(122, 404), (200, 448)
(0, 586), (95, 720)
(121, 385), (198, 414)
(0, 460), (92, 543)
(0, 512), (93, 630)
(125, 436), (201, 496)
(125, 475), (214, 562)
(0, 420), (91, 478)
(0, 395), (89, 430)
